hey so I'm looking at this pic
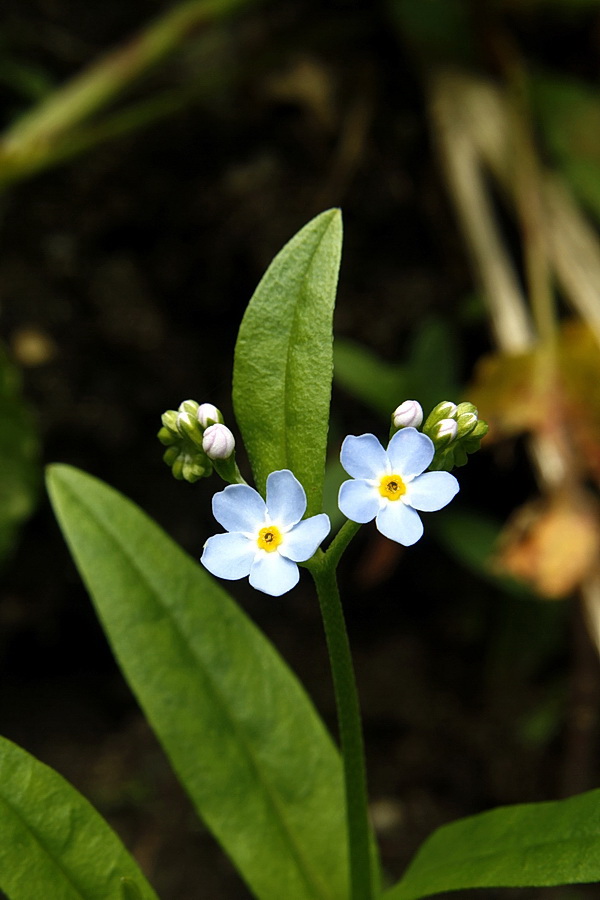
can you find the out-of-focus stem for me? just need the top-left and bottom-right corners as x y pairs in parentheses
(0, 0), (257, 185)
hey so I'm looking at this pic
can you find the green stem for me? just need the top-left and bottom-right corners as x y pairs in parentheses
(309, 545), (377, 900)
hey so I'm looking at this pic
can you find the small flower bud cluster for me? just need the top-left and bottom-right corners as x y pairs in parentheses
(158, 400), (238, 483)
(422, 400), (488, 471)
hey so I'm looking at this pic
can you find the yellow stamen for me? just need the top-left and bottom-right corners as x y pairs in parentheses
(257, 525), (283, 552)
(379, 474), (406, 501)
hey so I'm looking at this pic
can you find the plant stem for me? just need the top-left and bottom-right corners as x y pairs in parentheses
(309, 552), (376, 900)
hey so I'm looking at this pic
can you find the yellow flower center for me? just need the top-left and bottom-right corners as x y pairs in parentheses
(257, 525), (283, 552)
(379, 474), (406, 501)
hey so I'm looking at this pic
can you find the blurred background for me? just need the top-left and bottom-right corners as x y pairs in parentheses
(3, 0), (600, 897)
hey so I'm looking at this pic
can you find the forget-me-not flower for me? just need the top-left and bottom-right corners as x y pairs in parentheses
(201, 469), (330, 596)
(338, 427), (459, 546)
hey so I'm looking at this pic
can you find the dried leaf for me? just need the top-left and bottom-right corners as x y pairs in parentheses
(493, 491), (600, 599)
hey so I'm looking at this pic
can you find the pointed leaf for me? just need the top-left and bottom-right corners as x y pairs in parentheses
(385, 789), (600, 900)
(233, 209), (342, 516)
(0, 735), (157, 900)
(46, 464), (348, 900)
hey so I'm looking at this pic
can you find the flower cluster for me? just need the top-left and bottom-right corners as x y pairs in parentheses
(159, 397), (486, 596)
(158, 400), (239, 483)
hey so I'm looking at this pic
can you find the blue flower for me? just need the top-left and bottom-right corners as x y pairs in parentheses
(338, 428), (459, 545)
(201, 469), (330, 596)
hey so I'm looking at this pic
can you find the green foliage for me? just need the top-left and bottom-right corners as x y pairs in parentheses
(233, 208), (342, 516)
(0, 735), (157, 900)
(46, 464), (349, 900)
(0, 345), (39, 563)
(386, 788), (600, 899)
(532, 71), (600, 222)
(333, 318), (459, 421)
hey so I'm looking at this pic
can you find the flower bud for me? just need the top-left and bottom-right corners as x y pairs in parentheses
(392, 400), (423, 430)
(203, 423), (235, 460)
(435, 418), (458, 445)
(456, 412), (478, 439)
(178, 399), (199, 417)
(197, 403), (223, 429)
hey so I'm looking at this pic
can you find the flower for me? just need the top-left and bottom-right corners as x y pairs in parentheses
(201, 470), (330, 596)
(338, 428), (459, 545)
(392, 400), (423, 430)
(202, 423), (235, 460)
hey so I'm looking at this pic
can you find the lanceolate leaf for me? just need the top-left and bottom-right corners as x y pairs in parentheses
(385, 789), (600, 900)
(233, 209), (342, 516)
(0, 735), (158, 900)
(46, 464), (348, 900)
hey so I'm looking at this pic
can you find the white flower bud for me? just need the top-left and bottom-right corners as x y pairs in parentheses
(435, 418), (458, 441)
(392, 400), (423, 429)
(202, 423), (235, 460)
(437, 401), (458, 419)
(197, 403), (223, 428)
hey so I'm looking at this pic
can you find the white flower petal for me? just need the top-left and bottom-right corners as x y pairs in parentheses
(376, 502), (423, 546)
(280, 514), (330, 562)
(266, 470), (306, 526)
(201, 532), (256, 579)
(340, 434), (388, 479)
(338, 479), (380, 523)
(404, 471), (459, 512)
(249, 552), (299, 596)
(387, 428), (434, 479)
(212, 483), (266, 532)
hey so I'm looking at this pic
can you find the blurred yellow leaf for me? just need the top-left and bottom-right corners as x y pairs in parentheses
(469, 320), (600, 485)
(493, 491), (600, 599)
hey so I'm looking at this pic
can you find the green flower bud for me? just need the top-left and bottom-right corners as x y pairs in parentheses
(423, 399), (488, 471)
(158, 399), (213, 483)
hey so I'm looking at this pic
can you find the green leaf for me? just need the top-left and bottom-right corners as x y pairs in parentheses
(333, 339), (407, 419)
(0, 735), (157, 900)
(333, 318), (459, 421)
(46, 464), (348, 900)
(0, 344), (39, 564)
(385, 789), (600, 900)
(233, 209), (342, 516)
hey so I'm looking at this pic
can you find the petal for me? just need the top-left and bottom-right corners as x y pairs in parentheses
(249, 552), (299, 596)
(201, 532), (256, 579)
(280, 514), (330, 562)
(338, 479), (380, 523)
(376, 502), (423, 546)
(387, 428), (434, 479)
(340, 434), (388, 479)
(265, 469), (306, 526)
(404, 471), (459, 511)
(212, 483), (266, 532)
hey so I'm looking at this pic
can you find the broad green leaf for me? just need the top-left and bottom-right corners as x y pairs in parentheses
(0, 735), (157, 900)
(385, 788), (600, 900)
(233, 209), (342, 516)
(0, 345), (39, 563)
(46, 464), (348, 900)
